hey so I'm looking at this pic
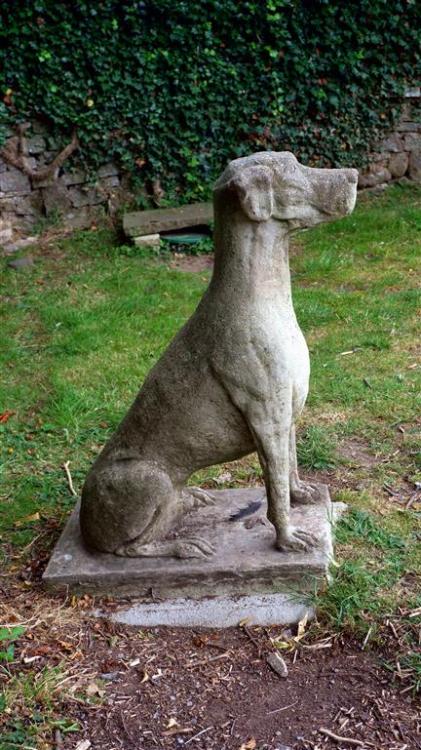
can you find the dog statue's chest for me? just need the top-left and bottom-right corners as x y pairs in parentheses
(277, 308), (309, 370)
(261, 302), (310, 409)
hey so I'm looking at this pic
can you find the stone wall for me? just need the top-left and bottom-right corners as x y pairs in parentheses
(0, 120), (132, 244)
(358, 87), (420, 189)
(0, 88), (420, 242)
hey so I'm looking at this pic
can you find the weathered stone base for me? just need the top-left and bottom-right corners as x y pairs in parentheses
(43, 486), (345, 627)
(100, 592), (314, 628)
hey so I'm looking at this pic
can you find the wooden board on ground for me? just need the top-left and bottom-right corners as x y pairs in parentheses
(123, 201), (213, 238)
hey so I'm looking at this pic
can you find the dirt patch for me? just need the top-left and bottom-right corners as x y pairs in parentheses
(336, 437), (421, 509)
(1, 583), (419, 750)
(73, 630), (419, 750)
(338, 438), (379, 470)
(170, 252), (214, 273)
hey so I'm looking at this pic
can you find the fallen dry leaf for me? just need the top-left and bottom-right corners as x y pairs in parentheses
(14, 512), (40, 527)
(86, 682), (105, 698)
(297, 612), (308, 638)
(0, 410), (15, 423)
(273, 640), (291, 651)
(75, 741), (91, 750)
(239, 739), (257, 750)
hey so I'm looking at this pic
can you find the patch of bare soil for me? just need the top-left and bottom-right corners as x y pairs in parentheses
(72, 629), (420, 750)
(1, 583), (419, 750)
(170, 252), (214, 273)
(338, 439), (379, 471)
(337, 437), (421, 509)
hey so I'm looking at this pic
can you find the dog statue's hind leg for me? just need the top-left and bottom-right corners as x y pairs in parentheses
(80, 460), (215, 560)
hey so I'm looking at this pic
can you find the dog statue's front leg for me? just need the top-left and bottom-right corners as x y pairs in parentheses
(253, 411), (316, 553)
(217, 374), (316, 552)
(289, 425), (322, 505)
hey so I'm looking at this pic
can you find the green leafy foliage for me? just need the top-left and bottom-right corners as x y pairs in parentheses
(0, 1), (419, 200)
(0, 626), (25, 663)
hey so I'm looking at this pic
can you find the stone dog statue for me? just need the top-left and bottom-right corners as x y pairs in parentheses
(81, 152), (357, 559)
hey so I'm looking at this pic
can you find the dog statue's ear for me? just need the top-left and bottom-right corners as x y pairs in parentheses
(229, 165), (274, 222)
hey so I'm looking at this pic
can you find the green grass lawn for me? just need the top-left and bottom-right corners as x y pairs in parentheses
(1, 184), (420, 652)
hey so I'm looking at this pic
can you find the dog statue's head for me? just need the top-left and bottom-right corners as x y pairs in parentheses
(214, 151), (358, 230)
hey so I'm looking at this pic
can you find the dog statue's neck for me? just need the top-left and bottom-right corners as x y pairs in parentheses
(211, 204), (293, 307)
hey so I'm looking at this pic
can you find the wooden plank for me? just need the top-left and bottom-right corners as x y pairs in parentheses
(123, 201), (213, 238)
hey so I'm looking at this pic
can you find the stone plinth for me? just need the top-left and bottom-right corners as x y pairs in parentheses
(43, 486), (342, 615)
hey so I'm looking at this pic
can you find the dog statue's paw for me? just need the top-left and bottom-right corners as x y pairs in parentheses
(115, 536), (216, 559)
(290, 481), (321, 506)
(276, 525), (317, 553)
(184, 487), (215, 510)
(174, 536), (216, 560)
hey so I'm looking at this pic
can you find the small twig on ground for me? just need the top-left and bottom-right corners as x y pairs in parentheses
(184, 726), (213, 745)
(337, 347), (362, 356)
(361, 625), (373, 650)
(63, 461), (77, 496)
(187, 651), (231, 668)
(405, 491), (419, 510)
(383, 483), (399, 497)
(387, 619), (399, 640)
(242, 624), (262, 656)
(407, 606), (421, 618)
(20, 531), (45, 553)
(319, 727), (374, 746)
(266, 700), (297, 715)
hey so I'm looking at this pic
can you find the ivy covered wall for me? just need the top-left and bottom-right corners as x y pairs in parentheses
(0, 0), (419, 205)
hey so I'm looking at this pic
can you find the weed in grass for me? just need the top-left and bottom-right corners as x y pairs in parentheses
(315, 559), (388, 631)
(114, 241), (167, 260)
(383, 650), (421, 696)
(0, 626), (25, 664)
(296, 425), (337, 470)
(314, 548), (410, 636)
(167, 236), (214, 256)
(0, 666), (80, 748)
(336, 509), (406, 550)
(0, 717), (80, 749)
(32, 207), (63, 235)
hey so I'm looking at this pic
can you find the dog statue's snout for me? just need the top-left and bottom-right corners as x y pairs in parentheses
(214, 151), (358, 229)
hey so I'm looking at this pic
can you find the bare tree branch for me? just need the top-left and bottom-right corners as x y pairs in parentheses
(1, 124), (79, 183)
